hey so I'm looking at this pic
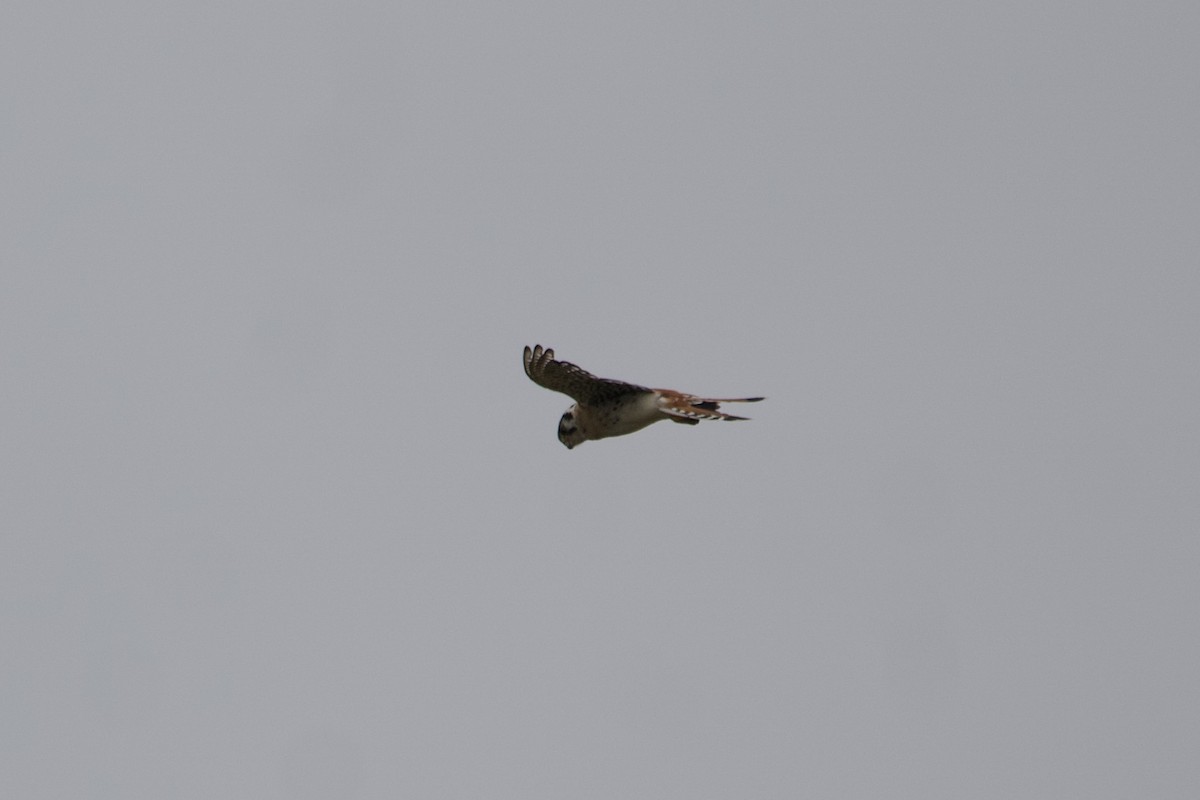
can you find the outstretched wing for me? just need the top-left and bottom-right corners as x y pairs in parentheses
(523, 345), (650, 405)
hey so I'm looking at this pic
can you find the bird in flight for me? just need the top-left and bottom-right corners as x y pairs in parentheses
(523, 345), (764, 449)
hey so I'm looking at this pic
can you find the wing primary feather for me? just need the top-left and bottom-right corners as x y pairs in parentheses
(523, 344), (650, 404)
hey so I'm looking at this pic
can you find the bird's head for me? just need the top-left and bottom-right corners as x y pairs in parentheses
(557, 407), (586, 449)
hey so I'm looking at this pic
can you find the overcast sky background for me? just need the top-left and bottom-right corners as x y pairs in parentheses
(3, 2), (1198, 798)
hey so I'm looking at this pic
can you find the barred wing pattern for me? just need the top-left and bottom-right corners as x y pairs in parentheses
(523, 345), (651, 405)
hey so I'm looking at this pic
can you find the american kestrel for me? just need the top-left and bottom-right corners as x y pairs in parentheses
(523, 344), (764, 449)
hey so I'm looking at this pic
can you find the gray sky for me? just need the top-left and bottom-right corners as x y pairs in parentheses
(3, 2), (1198, 798)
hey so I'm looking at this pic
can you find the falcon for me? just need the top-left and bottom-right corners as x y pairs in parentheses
(523, 344), (764, 449)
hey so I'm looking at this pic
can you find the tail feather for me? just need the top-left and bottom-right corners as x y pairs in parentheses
(659, 395), (765, 422)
